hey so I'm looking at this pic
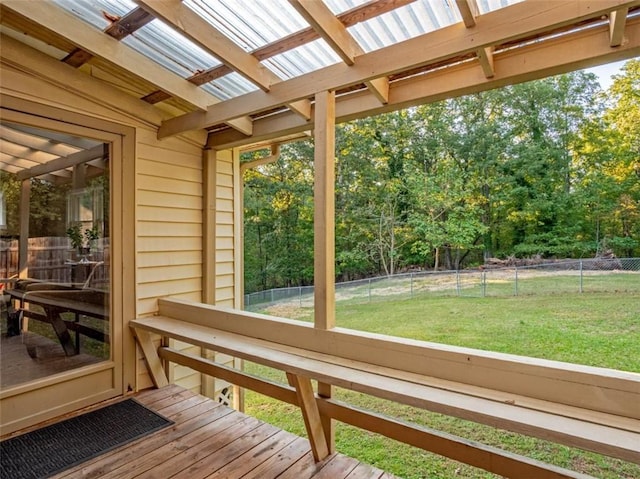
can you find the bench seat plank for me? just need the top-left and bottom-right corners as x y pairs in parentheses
(130, 316), (640, 464)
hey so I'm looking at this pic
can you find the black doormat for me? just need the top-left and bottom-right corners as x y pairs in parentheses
(0, 399), (173, 479)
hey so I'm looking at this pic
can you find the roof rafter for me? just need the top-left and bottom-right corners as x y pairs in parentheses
(135, 0), (309, 123)
(161, 0), (640, 139)
(1, 0), (253, 136)
(207, 15), (640, 151)
(62, 6), (154, 67)
(289, 0), (389, 103)
(455, 0), (480, 28)
(135, 0), (274, 91)
(289, 0), (362, 65)
(179, 0), (416, 87)
(2, 0), (213, 111)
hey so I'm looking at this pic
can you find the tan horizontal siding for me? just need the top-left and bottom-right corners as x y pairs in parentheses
(138, 221), (202, 238)
(216, 260), (234, 274)
(216, 237), (234, 250)
(217, 211), (234, 225)
(138, 175), (203, 196)
(137, 251), (202, 268)
(137, 277), (202, 301)
(138, 236), (201, 252)
(217, 172), (233, 187)
(217, 185), (233, 199)
(138, 159), (201, 182)
(138, 264), (203, 283)
(216, 224), (234, 237)
(137, 190), (202, 209)
(138, 206), (202, 223)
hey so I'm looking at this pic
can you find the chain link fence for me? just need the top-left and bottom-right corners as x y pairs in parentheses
(244, 258), (640, 310)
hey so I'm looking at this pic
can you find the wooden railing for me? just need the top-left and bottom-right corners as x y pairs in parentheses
(131, 297), (640, 479)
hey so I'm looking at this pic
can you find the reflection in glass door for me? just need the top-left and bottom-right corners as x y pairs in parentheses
(1, 122), (110, 389)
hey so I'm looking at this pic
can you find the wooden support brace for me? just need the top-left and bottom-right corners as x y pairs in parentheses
(610, 8), (629, 47)
(477, 46), (495, 78)
(132, 328), (169, 388)
(287, 372), (330, 462)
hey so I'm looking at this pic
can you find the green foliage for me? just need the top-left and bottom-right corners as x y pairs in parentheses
(243, 64), (640, 292)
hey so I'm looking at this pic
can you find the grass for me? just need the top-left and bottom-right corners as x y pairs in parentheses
(244, 287), (640, 478)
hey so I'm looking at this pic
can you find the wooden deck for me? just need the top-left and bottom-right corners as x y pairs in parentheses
(45, 385), (396, 479)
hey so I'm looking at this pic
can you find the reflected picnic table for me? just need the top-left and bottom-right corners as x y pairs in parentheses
(6, 280), (109, 356)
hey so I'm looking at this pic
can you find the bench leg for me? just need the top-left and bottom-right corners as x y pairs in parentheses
(133, 328), (169, 388)
(287, 372), (330, 462)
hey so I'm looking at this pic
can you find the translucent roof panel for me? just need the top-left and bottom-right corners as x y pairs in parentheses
(52, 0), (137, 30)
(185, 0), (344, 79)
(54, 0), (223, 78)
(121, 19), (222, 78)
(477, 0), (526, 15)
(52, 0), (528, 102)
(346, 1), (460, 52)
(184, 0), (310, 52)
(202, 72), (260, 101)
(264, 39), (342, 79)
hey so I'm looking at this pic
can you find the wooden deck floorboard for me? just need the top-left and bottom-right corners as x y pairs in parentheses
(45, 386), (396, 479)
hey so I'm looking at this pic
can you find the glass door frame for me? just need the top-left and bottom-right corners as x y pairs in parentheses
(0, 96), (136, 435)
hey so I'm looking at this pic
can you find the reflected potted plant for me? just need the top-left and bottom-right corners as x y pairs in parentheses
(66, 222), (99, 260)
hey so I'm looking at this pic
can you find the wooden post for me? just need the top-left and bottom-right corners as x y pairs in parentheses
(18, 179), (30, 279)
(201, 148), (216, 398)
(314, 90), (336, 452)
(314, 90), (336, 330)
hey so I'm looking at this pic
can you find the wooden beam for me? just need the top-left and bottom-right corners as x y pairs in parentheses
(159, 347), (299, 406)
(287, 99), (312, 121)
(132, 328), (169, 388)
(456, 0), (480, 28)
(203, 149), (216, 305)
(159, 0), (640, 137)
(184, 0), (417, 86)
(477, 46), (495, 78)
(63, 8), (154, 68)
(610, 8), (629, 46)
(289, 0), (390, 104)
(135, 0), (275, 91)
(289, 0), (363, 66)
(240, 146), (281, 173)
(2, 0), (217, 112)
(206, 15), (640, 150)
(313, 90), (336, 331)
(62, 48), (94, 68)
(320, 399), (592, 479)
(16, 145), (106, 181)
(287, 373), (330, 462)
(314, 90), (337, 452)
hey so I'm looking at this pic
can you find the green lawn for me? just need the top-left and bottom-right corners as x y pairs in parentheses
(245, 290), (640, 479)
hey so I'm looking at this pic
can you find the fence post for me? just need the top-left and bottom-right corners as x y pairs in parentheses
(299, 286), (302, 307)
(368, 278), (372, 302)
(456, 270), (461, 297)
(410, 273), (414, 298)
(482, 271), (487, 297)
(514, 267), (518, 296)
(580, 260), (583, 293)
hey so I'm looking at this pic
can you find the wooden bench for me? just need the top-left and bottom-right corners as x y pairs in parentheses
(131, 298), (640, 479)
